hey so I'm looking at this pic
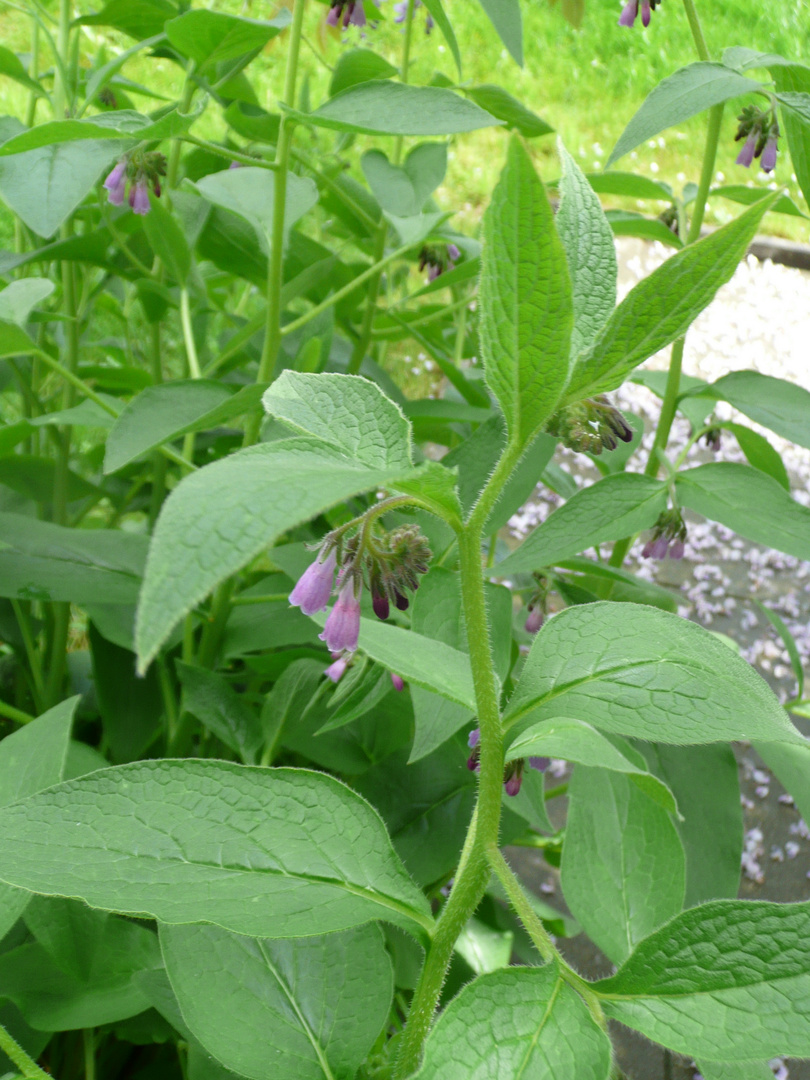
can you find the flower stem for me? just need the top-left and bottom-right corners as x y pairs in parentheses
(0, 1022), (50, 1079)
(245, 0), (307, 445)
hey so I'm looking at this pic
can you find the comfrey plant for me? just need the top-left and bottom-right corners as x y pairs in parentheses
(1, 0), (810, 1078)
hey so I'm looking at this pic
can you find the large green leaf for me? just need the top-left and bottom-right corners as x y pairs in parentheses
(555, 140), (617, 361)
(756, 740), (810, 827)
(503, 601), (804, 746)
(78, 0), (177, 39)
(607, 63), (760, 167)
(0, 109), (200, 157)
(0, 761), (433, 938)
(0, 46), (46, 98)
(292, 82), (500, 137)
(193, 167), (318, 254)
(263, 371), (412, 471)
(595, 900), (810, 1060)
(676, 463), (810, 561)
(135, 439), (413, 672)
(564, 192), (780, 402)
(165, 9), (290, 71)
(479, 138), (572, 448)
(561, 766), (685, 964)
(640, 744), (742, 908)
(416, 964), (611, 1079)
(328, 48), (398, 97)
(177, 662), (262, 765)
(420, 0), (462, 75)
(161, 922), (392, 1080)
(773, 64), (810, 212)
(698, 370), (810, 451)
(475, 0), (523, 66)
(697, 1063), (773, 1080)
(361, 143), (447, 218)
(0, 139), (129, 237)
(465, 85), (552, 138)
(0, 513), (147, 605)
(105, 381), (267, 473)
(494, 473), (667, 576)
(0, 699), (77, 941)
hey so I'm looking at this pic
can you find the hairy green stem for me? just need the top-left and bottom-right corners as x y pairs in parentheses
(148, 322), (167, 528)
(245, 0), (307, 446)
(0, 698), (36, 725)
(488, 847), (557, 961)
(0, 1021), (50, 1079)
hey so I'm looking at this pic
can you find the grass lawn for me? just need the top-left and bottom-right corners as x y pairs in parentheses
(0, 0), (808, 243)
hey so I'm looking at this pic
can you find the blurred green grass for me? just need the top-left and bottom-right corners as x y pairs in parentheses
(0, 0), (808, 245)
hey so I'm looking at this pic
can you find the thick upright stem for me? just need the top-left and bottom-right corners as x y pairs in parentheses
(244, 0), (307, 445)
(0, 1021), (50, 1079)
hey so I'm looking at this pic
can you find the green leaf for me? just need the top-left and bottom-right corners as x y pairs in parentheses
(135, 439), (411, 672)
(756, 740), (810, 829)
(165, 10), (290, 71)
(391, 460), (463, 525)
(507, 717), (678, 815)
(0, 761), (433, 938)
(455, 918), (513, 975)
(142, 197), (191, 282)
(676, 463), (810, 561)
(754, 601), (804, 699)
(595, 899), (810, 1060)
(0, 108), (202, 156)
(641, 744), (742, 909)
(494, 473), (667, 576)
(699, 370), (810, 451)
(78, 0), (177, 39)
(605, 208), (683, 248)
(465, 85), (552, 137)
(0, 278), (54, 324)
(584, 171), (673, 201)
(420, 0), (462, 76)
(105, 381), (266, 473)
(479, 138), (573, 447)
(726, 423), (790, 491)
(361, 143), (447, 217)
(177, 662), (262, 765)
(0, 699), (76, 941)
(555, 140), (617, 361)
(0, 46), (46, 98)
(89, 624), (162, 763)
(561, 766), (685, 964)
(193, 167), (319, 254)
(564, 192), (780, 401)
(0, 512), (146, 605)
(0, 139), (129, 237)
(161, 922), (392, 1080)
(328, 48), (398, 97)
(416, 964), (612, 1079)
(475, 0), (523, 66)
(503, 601), (804, 746)
(772, 64), (810, 212)
(291, 82), (500, 136)
(696, 1062), (773, 1080)
(262, 371), (412, 471)
(710, 184), (808, 218)
(607, 63), (760, 167)
(1, 902), (161, 1029)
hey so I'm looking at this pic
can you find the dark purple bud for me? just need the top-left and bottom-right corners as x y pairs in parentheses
(504, 773), (522, 797)
(326, 3), (342, 25)
(468, 727), (480, 749)
(390, 672), (405, 692)
(529, 756), (550, 773)
(736, 132), (758, 168)
(446, 243), (460, 263)
(467, 752), (480, 772)
(618, 0), (638, 26)
(668, 538), (685, 560)
(425, 11), (434, 32)
(650, 535), (670, 560)
(640, 0), (651, 25)
(427, 263), (441, 282)
(104, 160), (127, 206)
(372, 590), (390, 621)
(641, 539), (655, 559)
(760, 135), (778, 173)
(289, 547), (337, 616)
(319, 577), (362, 653)
(348, 0), (366, 26)
(394, 590), (409, 611)
(129, 178), (150, 216)
(525, 606), (544, 634)
(325, 655), (349, 682)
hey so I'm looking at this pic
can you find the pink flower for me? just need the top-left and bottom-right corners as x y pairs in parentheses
(390, 672), (405, 691)
(326, 655), (349, 682)
(736, 132), (758, 168)
(618, 0), (638, 25)
(468, 727), (480, 749)
(320, 578), (361, 652)
(347, 0), (366, 27)
(104, 161), (127, 206)
(529, 756), (550, 773)
(504, 772), (522, 797)
(129, 178), (150, 216)
(525, 606), (544, 634)
(289, 547), (337, 616)
(326, 4), (342, 25)
(761, 135), (778, 173)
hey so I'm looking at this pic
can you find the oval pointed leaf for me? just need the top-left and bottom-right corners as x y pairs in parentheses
(161, 922), (392, 1080)
(701, 370), (810, 451)
(564, 192), (781, 402)
(165, 10), (290, 70)
(416, 964), (611, 1079)
(596, 900), (810, 1060)
(480, 137), (573, 447)
(0, 761), (433, 938)
(503, 601), (804, 746)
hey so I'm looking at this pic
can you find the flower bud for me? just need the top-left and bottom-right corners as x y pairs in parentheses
(736, 132), (758, 168)
(390, 672), (405, 691)
(326, 655), (349, 682)
(761, 135), (778, 173)
(525, 606), (544, 634)
(529, 756), (550, 773)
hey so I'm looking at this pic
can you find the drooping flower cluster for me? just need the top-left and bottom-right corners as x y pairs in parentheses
(524, 573), (550, 634)
(418, 243), (460, 283)
(327, 0), (367, 28)
(288, 519), (431, 653)
(546, 396), (634, 456)
(393, 0), (433, 32)
(734, 105), (779, 173)
(467, 728), (550, 797)
(641, 508), (687, 560)
(103, 151), (167, 216)
(618, 0), (662, 28)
